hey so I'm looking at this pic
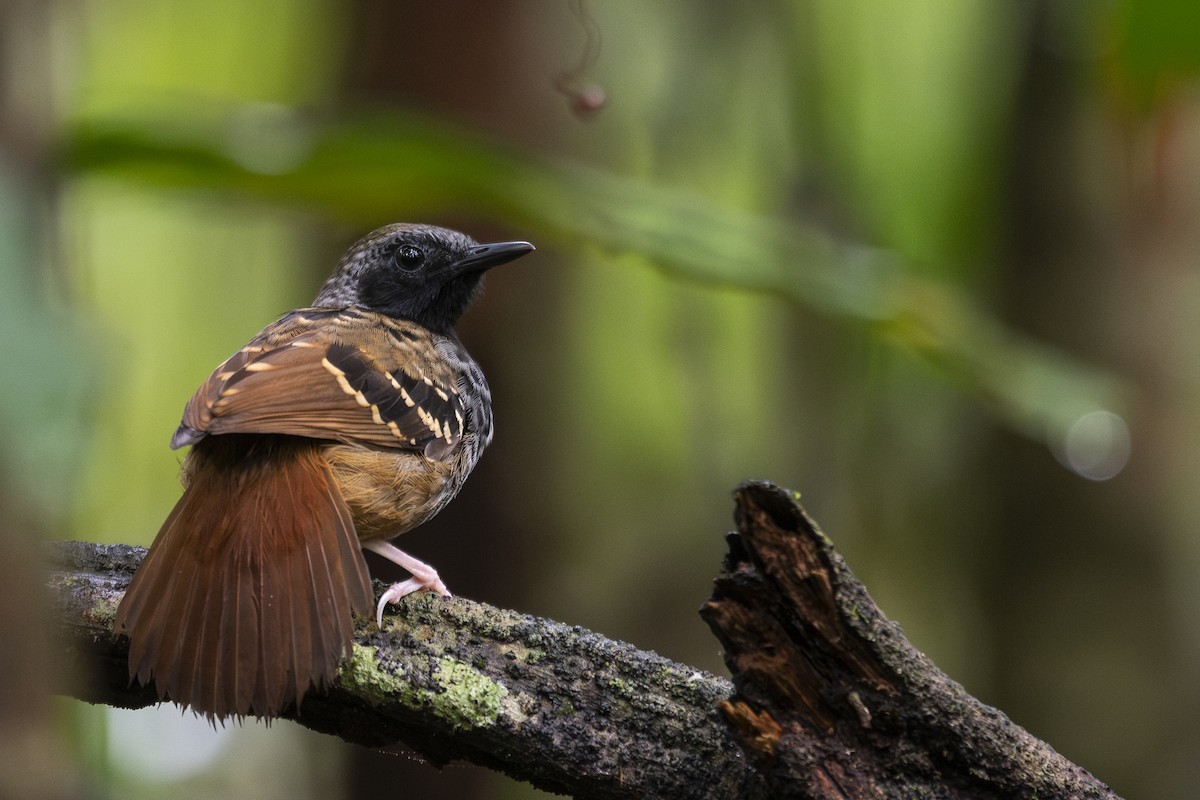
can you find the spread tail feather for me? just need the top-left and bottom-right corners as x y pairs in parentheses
(115, 435), (374, 720)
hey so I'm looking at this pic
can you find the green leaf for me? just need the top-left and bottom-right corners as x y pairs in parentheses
(64, 104), (1129, 454)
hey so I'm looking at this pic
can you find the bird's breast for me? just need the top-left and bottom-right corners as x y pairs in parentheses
(324, 443), (471, 541)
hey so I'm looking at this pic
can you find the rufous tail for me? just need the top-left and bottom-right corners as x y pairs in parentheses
(115, 434), (374, 720)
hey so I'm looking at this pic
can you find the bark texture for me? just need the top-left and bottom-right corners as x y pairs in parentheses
(700, 481), (1119, 799)
(46, 540), (764, 800)
(46, 481), (1119, 799)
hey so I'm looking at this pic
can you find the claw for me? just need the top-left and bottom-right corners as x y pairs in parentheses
(363, 539), (452, 627)
(374, 575), (451, 627)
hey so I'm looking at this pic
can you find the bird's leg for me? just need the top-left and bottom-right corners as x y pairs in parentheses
(362, 539), (451, 627)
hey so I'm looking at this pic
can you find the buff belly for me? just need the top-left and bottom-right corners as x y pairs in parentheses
(324, 444), (456, 541)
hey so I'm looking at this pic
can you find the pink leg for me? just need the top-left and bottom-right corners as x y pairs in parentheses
(362, 540), (451, 627)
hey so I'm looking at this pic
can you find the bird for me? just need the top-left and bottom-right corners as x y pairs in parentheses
(114, 222), (534, 721)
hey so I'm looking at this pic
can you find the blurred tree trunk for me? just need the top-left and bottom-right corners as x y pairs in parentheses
(0, 1), (86, 797)
(339, 3), (542, 796)
(990, 4), (1177, 793)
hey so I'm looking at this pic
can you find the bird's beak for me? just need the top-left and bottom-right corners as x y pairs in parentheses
(447, 240), (536, 276)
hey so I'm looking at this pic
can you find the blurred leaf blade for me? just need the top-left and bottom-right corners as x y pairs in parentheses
(65, 105), (1129, 454)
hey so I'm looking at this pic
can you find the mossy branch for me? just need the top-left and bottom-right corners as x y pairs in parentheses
(46, 540), (764, 800)
(46, 482), (1119, 799)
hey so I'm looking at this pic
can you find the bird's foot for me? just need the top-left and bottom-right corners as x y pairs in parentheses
(374, 574), (451, 627)
(362, 540), (452, 628)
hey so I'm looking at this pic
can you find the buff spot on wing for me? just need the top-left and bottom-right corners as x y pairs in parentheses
(415, 406), (443, 439)
(322, 356), (371, 408)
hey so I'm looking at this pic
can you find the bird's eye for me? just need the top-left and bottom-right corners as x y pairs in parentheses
(395, 245), (425, 270)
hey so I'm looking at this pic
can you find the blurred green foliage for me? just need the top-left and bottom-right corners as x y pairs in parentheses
(67, 105), (1127, 449)
(0, 167), (94, 522)
(1113, 0), (1200, 108)
(6, 0), (1198, 798)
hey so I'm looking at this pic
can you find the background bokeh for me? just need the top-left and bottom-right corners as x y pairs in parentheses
(3, 1), (1198, 798)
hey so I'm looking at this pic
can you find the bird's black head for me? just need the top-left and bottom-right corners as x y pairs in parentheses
(313, 223), (534, 333)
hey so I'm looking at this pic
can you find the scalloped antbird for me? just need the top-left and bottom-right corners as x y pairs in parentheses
(115, 223), (534, 720)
